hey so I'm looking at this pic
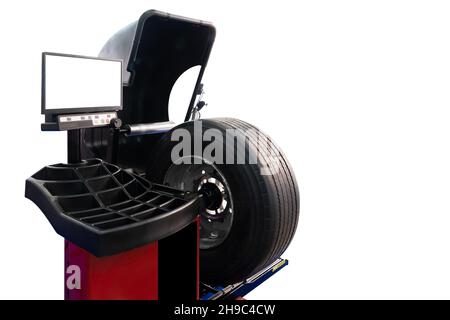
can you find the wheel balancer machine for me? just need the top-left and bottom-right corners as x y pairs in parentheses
(25, 10), (297, 300)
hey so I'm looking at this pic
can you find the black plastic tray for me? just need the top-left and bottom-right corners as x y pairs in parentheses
(25, 159), (201, 256)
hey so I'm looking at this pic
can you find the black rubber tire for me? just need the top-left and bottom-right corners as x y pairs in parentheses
(147, 118), (299, 285)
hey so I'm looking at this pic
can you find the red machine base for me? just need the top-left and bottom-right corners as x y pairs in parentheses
(64, 220), (199, 300)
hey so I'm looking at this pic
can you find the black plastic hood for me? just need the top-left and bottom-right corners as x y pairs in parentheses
(99, 10), (216, 124)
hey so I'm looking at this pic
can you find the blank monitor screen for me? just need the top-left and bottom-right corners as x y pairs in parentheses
(42, 53), (122, 113)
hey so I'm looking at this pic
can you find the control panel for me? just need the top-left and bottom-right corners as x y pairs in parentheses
(58, 112), (117, 130)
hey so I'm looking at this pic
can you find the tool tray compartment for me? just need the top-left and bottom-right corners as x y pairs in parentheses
(25, 159), (200, 256)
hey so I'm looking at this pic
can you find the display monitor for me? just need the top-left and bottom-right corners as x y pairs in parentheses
(42, 52), (122, 114)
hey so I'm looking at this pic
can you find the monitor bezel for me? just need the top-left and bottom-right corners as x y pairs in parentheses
(41, 52), (123, 115)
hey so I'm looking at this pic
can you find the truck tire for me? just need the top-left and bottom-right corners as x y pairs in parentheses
(147, 118), (299, 284)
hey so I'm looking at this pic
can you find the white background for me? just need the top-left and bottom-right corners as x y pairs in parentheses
(1, 0), (450, 299)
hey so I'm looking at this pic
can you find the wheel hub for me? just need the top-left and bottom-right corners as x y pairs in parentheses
(198, 177), (228, 217)
(162, 159), (234, 249)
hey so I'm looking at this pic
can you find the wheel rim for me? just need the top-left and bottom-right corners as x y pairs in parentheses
(162, 157), (234, 249)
